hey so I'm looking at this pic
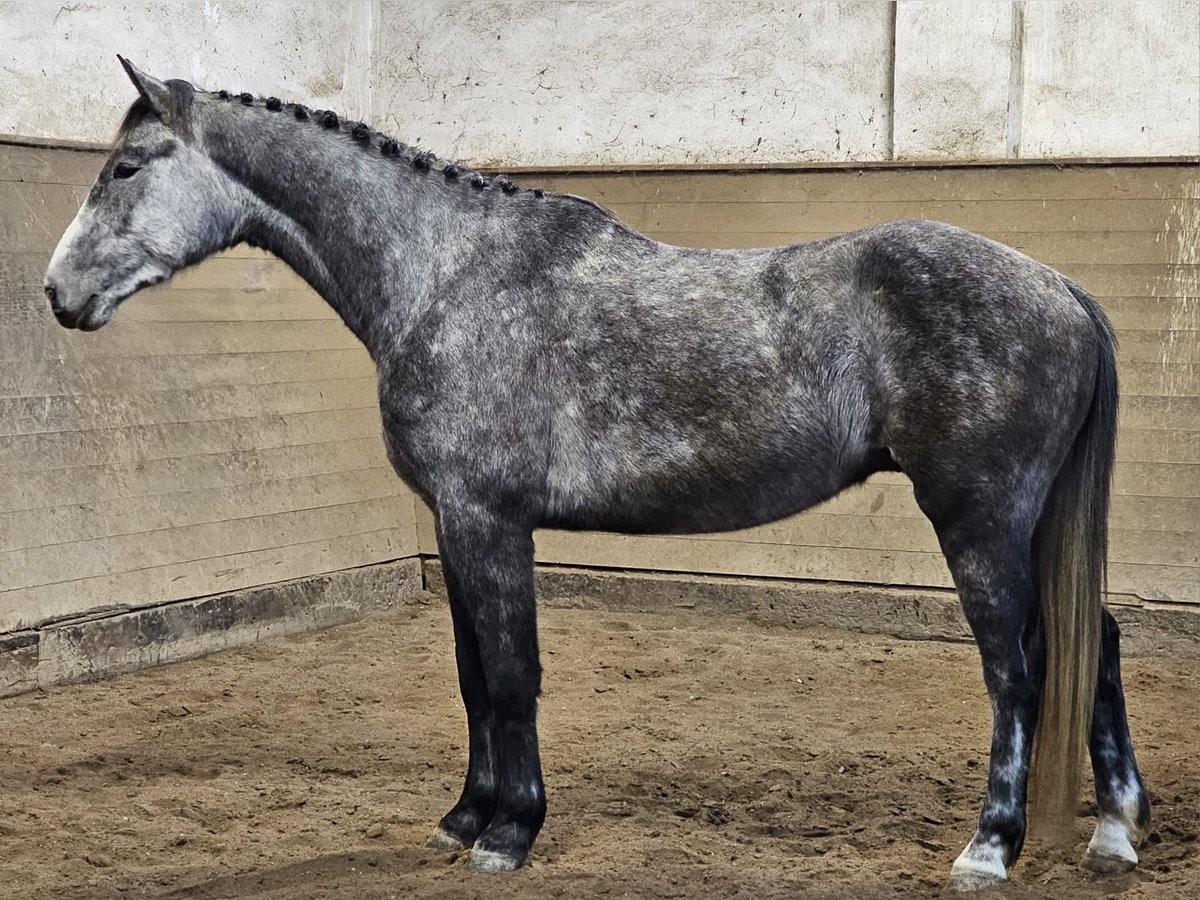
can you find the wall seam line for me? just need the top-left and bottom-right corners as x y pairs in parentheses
(1006, 1), (1026, 159)
(886, 0), (898, 161)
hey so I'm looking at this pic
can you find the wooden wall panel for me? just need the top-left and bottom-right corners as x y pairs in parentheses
(0, 144), (418, 634)
(515, 164), (1199, 604)
(4, 143), (1195, 627)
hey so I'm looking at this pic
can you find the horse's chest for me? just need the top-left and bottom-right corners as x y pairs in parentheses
(378, 426), (432, 497)
(375, 379), (443, 498)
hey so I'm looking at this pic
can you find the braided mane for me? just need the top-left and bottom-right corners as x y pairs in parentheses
(212, 88), (543, 199)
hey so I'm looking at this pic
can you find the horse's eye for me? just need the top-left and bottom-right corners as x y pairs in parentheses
(113, 163), (142, 180)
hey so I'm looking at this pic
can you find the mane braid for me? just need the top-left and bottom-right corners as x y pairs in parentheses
(210, 88), (552, 201)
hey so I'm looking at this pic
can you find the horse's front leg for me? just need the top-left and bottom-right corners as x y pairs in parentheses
(430, 504), (545, 872)
(426, 553), (499, 851)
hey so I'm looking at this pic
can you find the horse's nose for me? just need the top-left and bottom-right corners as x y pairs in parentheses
(44, 281), (79, 327)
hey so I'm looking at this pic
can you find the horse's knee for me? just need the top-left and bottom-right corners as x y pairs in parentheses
(484, 655), (542, 721)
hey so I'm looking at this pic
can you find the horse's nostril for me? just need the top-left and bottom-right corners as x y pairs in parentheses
(44, 283), (59, 309)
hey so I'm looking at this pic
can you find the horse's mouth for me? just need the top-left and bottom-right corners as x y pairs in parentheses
(77, 299), (116, 331)
(55, 271), (169, 331)
(51, 292), (118, 331)
(54, 293), (116, 331)
(50, 292), (100, 331)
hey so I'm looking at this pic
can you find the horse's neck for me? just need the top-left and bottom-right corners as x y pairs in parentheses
(206, 111), (463, 358)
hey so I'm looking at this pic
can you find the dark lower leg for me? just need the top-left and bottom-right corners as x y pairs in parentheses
(430, 571), (498, 847)
(437, 509), (545, 871)
(1083, 611), (1150, 871)
(467, 610), (545, 869)
(974, 688), (1039, 856)
(470, 708), (545, 868)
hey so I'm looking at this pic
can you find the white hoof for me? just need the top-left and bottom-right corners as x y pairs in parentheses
(1082, 816), (1140, 874)
(426, 827), (467, 851)
(466, 846), (524, 872)
(950, 839), (1008, 892)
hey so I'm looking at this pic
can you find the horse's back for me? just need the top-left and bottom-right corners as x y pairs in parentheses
(603, 218), (1107, 526)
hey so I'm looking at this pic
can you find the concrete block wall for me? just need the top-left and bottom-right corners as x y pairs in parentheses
(2, 1), (1197, 164)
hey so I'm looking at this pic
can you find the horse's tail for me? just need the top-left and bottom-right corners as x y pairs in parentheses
(1028, 280), (1118, 833)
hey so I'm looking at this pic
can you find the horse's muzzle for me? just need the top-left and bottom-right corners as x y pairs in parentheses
(45, 282), (107, 331)
(44, 281), (76, 327)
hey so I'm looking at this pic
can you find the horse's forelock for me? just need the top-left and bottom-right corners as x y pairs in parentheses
(115, 97), (154, 142)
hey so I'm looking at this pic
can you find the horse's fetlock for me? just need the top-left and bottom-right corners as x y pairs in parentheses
(467, 811), (539, 872)
(436, 797), (496, 849)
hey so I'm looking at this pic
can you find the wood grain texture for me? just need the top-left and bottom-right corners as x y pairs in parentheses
(4, 145), (1195, 625)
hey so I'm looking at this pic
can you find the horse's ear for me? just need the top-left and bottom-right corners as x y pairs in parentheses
(117, 55), (193, 128)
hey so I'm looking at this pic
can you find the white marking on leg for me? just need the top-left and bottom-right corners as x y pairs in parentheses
(950, 833), (1008, 891)
(1083, 779), (1146, 873)
(998, 720), (1025, 783)
(1084, 815), (1139, 873)
(1115, 779), (1148, 844)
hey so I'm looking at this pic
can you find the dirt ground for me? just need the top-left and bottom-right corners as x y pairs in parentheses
(2, 597), (1198, 899)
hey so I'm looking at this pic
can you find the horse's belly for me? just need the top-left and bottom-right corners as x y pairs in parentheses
(543, 466), (848, 536)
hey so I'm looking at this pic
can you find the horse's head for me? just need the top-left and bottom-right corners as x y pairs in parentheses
(44, 57), (248, 330)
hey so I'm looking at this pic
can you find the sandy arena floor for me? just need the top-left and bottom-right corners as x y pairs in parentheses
(1, 596), (1197, 899)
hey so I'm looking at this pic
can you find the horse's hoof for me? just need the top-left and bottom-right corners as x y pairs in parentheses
(1081, 850), (1138, 875)
(949, 869), (1007, 893)
(949, 851), (1007, 892)
(466, 846), (525, 872)
(1082, 816), (1140, 874)
(426, 827), (467, 851)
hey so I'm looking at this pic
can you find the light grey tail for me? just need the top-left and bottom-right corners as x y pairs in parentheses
(1028, 281), (1118, 834)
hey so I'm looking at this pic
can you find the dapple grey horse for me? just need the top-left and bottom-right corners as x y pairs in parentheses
(43, 59), (1149, 888)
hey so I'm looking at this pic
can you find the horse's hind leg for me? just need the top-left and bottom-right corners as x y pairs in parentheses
(915, 487), (1042, 890)
(1083, 610), (1151, 872)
